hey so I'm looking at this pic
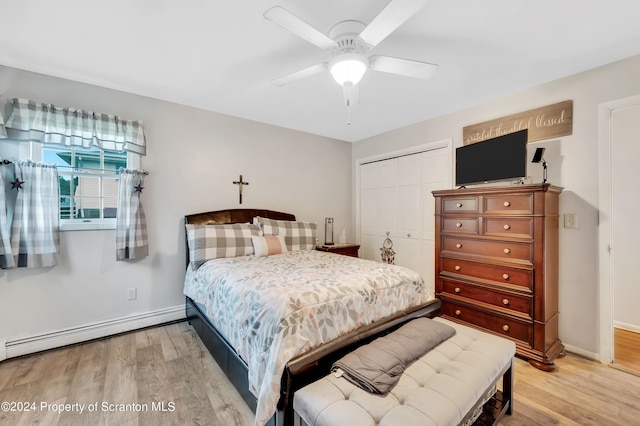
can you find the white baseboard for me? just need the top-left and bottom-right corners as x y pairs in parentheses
(563, 343), (600, 362)
(614, 321), (640, 334)
(3, 305), (185, 360)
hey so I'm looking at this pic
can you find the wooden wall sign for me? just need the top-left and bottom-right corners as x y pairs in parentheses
(463, 100), (573, 145)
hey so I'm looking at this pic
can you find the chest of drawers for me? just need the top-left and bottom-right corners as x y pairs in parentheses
(433, 183), (564, 371)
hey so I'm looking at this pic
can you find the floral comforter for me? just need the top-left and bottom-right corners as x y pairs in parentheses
(183, 249), (432, 425)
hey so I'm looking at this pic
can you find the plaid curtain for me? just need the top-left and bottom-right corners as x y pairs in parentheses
(0, 110), (7, 138)
(0, 162), (15, 268)
(3, 98), (146, 155)
(116, 168), (148, 260)
(10, 161), (60, 268)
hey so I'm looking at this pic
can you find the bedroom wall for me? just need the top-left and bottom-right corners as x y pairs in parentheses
(0, 65), (352, 357)
(352, 53), (640, 359)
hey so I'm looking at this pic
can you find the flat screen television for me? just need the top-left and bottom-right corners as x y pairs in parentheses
(456, 129), (528, 186)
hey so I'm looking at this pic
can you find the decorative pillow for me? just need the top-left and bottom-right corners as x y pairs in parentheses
(185, 223), (259, 269)
(251, 235), (288, 257)
(254, 217), (317, 251)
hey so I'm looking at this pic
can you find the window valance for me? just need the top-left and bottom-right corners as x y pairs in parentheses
(3, 98), (146, 155)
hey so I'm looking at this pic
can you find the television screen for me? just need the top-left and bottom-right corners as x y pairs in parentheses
(456, 129), (528, 186)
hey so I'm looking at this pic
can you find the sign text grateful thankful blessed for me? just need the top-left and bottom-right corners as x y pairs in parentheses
(462, 100), (573, 145)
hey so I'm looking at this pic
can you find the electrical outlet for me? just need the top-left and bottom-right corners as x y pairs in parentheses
(564, 213), (578, 229)
(127, 287), (137, 301)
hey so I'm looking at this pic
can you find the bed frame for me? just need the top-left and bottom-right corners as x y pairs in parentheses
(184, 208), (441, 426)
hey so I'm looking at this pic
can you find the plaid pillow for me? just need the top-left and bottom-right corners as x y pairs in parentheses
(255, 217), (317, 251)
(186, 223), (259, 269)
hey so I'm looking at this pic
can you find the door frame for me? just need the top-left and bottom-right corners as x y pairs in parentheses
(597, 94), (640, 364)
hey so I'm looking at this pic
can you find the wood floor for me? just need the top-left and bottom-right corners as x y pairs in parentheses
(1, 321), (640, 426)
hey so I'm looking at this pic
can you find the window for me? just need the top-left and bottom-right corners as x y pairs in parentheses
(2, 98), (146, 231)
(39, 145), (138, 230)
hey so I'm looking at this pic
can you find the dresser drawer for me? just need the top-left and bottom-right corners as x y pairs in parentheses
(442, 217), (479, 234)
(441, 258), (532, 291)
(484, 194), (533, 214)
(441, 279), (532, 317)
(441, 300), (533, 346)
(443, 197), (478, 213)
(484, 217), (534, 239)
(442, 237), (533, 264)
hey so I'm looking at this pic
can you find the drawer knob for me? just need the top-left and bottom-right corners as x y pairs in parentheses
(504, 201), (511, 207)
(455, 309), (461, 316)
(456, 222), (462, 228)
(503, 224), (511, 230)
(454, 287), (461, 293)
(407, 233), (411, 237)
(504, 248), (511, 254)
(456, 243), (462, 249)
(455, 265), (461, 271)
(503, 273), (510, 280)
(456, 202), (463, 208)
(503, 325), (510, 332)
(503, 298), (509, 305)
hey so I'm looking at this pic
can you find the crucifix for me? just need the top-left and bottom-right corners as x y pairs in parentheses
(233, 174), (249, 204)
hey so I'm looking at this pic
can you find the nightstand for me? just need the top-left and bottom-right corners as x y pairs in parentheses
(315, 243), (360, 258)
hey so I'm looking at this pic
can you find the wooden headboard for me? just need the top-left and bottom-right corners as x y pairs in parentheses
(184, 208), (296, 267)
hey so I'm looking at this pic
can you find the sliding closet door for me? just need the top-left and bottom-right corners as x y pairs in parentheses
(359, 143), (451, 286)
(421, 148), (452, 290)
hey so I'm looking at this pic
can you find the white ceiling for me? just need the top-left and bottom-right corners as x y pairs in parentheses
(2, 0), (640, 142)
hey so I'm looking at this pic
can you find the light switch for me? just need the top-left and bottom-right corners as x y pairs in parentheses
(563, 213), (578, 229)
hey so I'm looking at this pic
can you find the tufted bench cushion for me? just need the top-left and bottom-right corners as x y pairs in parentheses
(293, 317), (516, 426)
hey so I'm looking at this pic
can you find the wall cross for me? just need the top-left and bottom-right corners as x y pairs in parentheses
(233, 174), (249, 204)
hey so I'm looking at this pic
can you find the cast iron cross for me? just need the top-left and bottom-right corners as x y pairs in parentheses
(233, 175), (249, 204)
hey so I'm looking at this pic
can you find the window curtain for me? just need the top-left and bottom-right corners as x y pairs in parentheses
(0, 110), (7, 139)
(10, 161), (60, 268)
(116, 168), (148, 260)
(3, 98), (146, 155)
(0, 161), (15, 269)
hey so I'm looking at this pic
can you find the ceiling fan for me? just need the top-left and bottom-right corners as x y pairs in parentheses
(264, 0), (438, 107)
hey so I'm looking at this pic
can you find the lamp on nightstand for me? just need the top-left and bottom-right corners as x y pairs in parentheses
(324, 218), (334, 245)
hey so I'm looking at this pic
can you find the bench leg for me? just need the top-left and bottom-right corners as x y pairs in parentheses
(504, 358), (514, 415)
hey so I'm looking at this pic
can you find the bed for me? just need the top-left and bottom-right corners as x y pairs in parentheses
(183, 208), (441, 426)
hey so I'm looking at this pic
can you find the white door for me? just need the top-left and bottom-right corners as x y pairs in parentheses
(611, 105), (640, 332)
(358, 142), (452, 285)
(421, 148), (452, 290)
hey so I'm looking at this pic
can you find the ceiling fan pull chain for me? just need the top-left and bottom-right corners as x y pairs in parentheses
(347, 96), (351, 126)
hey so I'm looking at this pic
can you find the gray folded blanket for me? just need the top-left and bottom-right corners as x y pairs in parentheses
(331, 317), (456, 394)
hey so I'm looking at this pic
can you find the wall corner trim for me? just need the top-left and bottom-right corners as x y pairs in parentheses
(4, 305), (185, 360)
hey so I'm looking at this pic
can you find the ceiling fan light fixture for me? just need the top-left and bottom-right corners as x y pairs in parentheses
(329, 53), (368, 86)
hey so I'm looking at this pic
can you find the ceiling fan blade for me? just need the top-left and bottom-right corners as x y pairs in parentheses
(358, 0), (429, 47)
(343, 84), (360, 107)
(264, 6), (337, 50)
(370, 55), (438, 80)
(271, 63), (327, 86)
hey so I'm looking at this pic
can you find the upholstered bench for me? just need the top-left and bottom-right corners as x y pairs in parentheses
(292, 317), (516, 426)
